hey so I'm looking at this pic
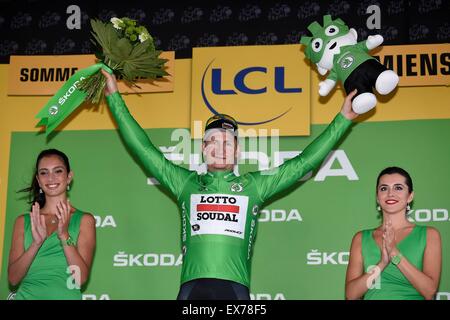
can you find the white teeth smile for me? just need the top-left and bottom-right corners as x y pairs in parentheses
(46, 184), (59, 188)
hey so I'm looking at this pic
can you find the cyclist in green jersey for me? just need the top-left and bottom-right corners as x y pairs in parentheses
(345, 167), (442, 300)
(102, 70), (359, 299)
(8, 149), (96, 300)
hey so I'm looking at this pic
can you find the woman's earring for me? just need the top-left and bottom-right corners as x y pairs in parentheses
(376, 205), (381, 211)
(406, 203), (411, 211)
(67, 185), (70, 191)
(39, 188), (43, 194)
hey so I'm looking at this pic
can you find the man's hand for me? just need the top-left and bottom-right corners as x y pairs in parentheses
(340, 89), (359, 121)
(101, 69), (118, 96)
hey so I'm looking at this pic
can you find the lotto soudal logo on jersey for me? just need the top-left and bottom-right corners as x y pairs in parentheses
(190, 194), (249, 239)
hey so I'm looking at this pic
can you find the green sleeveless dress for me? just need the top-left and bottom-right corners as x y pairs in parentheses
(14, 209), (84, 300)
(361, 225), (427, 300)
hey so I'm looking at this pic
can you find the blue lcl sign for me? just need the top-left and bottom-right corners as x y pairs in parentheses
(211, 67), (302, 95)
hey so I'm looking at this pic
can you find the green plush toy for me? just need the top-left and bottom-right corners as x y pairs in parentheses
(301, 15), (399, 114)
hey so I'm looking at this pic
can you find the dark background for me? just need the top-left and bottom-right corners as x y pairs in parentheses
(0, 0), (449, 63)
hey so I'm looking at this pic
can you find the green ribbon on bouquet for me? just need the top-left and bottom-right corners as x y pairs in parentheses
(35, 63), (113, 136)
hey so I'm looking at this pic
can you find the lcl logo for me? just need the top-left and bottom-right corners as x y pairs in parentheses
(201, 59), (303, 125)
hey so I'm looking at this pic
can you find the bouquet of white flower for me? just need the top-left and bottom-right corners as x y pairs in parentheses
(36, 17), (168, 135)
(80, 17), (168, 103)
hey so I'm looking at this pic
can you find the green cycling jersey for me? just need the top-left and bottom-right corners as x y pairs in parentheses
(106, 92), (352, 287)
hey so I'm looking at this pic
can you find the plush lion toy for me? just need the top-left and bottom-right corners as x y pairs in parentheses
(300, 15), (399, 114)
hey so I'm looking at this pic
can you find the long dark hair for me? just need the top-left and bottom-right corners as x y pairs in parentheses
(18, 149), (71, 209)
(376, 166), (413, 193)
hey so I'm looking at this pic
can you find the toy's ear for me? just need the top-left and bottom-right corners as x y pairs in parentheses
(323, 15), (332, 25)
(300, 36), (312, 46)
(350, 28), (358, 39)
(335, 18), (346, 25)
(307, 21), (322, 34)
(317, 64), (328, 75)
(300, 36), (312, 60)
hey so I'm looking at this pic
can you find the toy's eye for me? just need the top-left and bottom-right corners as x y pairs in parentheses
(325, 25), (340, 36)
(311, 38), (323, 53)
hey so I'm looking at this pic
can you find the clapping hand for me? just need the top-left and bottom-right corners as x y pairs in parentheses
(30, 202), (47, 246)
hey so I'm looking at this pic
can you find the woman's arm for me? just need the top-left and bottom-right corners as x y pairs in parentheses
(345, 231), (389, 300)
(8, 204), (48, 285)
(387, 227), (442, 300)
(57, 201), (96, 287)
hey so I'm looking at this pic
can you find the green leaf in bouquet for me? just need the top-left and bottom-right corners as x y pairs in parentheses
(87, 17), (169, 86)
(122, 54), (169, 80)
(122, 65), (136, 82)
(130, 41), (149, 59)
(90, 19), (123, 66)
(91, 19), (117, 52)
(111, 37), (133, 60)
(147, 40), (156, 53)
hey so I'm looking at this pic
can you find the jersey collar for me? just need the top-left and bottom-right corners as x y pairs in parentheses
(207, 170), (235, 180)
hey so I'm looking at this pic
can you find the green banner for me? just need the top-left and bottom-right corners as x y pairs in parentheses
(1, 119), (449, 300)
(35, 63), (112, 136)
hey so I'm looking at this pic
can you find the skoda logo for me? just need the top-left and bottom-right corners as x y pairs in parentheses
(49, 105), (59, 116)
(231, 183), (243, 192)
(7, 292), (16, 300)
(341, 56), (354, 69)
(252, 205), (259, 216)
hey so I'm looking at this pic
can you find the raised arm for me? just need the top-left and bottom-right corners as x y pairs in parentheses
(251, 90), (358, 202)
(102, 70), (192, 199)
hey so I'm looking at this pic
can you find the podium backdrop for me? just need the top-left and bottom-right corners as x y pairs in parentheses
(0, 45), (449, 299)
(1, 119), (450, 300)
